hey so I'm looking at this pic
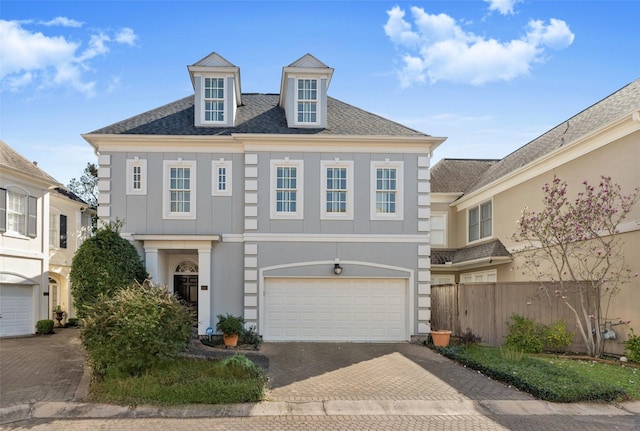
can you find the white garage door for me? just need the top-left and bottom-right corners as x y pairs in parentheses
(264, 278), (408, 341)
(0, 285), (34, 337)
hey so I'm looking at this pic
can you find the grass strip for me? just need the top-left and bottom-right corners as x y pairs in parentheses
(439, 345), (629, 402)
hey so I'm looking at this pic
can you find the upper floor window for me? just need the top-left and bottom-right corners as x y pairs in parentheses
(468, 200), (492, 242)
(461, 269), (497, 283)
(0, 188), (37, 238)
(126, 159), (147, 195)
(270, 159), (303, 219)
(321, 160), (353, 219)
(163, 160), (196, 219)
(204, 77), (225, 123)
(49, 212), (67, 249)
(431, 213), (447, 247)
(212, 160), (232, 196)
(296, 79), (318, 124)
(370, 161), (404, 220)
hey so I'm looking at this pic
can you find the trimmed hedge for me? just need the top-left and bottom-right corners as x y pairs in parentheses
(438, 345), (626, 402)
(36, 319), (54, 334)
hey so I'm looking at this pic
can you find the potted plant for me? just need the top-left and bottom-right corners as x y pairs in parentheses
(216, 313), (245, 347)
(430, 329), (452, 347)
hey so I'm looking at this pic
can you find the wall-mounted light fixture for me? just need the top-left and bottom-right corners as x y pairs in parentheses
(333, 258), (343, 275)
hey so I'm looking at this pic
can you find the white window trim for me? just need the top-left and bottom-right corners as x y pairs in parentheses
(163, 160), (196, 220)
(370, 160), (404, 220)
(467, 199), (493, 244)
(430, 212), (447, 247)
(320, 160), (353, 220)
(202, 75), (227, 125)
(294, 77), (321, 126)
(6, 188), (29, 237)
(270, 159), (304, 220)
(126, 158), (147, 195)
(460, 269), (497, 284)
(212, 159), (232, 196)
(431, 274), (455, 285)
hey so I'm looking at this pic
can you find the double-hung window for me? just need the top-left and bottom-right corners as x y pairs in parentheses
(468, 200), (492, 242)
(49, 212), (67, 249)
(0, 188), (37, 237)
(212, 160), (232, 196)
(321, 160), (353, 219)
(430, 213), (447, 247)
(204, 77), (225, 123)
(296, 79), (318, 124)
(270, 159), (303, 219)
(126, 159), (147, 195)
(370, 161), (403, 220)
(163, 160), (196, 219)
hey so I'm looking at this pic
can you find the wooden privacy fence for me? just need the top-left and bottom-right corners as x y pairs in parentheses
(430, 282), (587, 351)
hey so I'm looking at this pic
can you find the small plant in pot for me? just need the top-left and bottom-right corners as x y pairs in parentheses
(216, 313), (245, 348)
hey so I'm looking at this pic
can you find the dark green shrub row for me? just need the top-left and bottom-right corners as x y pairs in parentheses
(36, 319), (54, 334)
(438, 345), (626, 402)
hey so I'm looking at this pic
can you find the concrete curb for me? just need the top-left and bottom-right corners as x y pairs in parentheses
(2, 399), (638, 424)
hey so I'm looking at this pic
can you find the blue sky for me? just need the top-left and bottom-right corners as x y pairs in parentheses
(1, 0), (639, 186)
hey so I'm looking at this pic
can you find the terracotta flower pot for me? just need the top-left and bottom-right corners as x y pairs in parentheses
(431, 330), (452, 347)
(223, 333), (239, 347)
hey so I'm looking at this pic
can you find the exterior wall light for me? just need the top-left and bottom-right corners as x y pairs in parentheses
(334, 263), (343, 275)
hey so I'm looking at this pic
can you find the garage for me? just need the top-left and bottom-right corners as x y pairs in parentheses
(263, 278), (408, 341)
(0, 285), (34, 337)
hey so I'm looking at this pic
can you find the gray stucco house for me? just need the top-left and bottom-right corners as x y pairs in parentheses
(82, 52), (445, 341)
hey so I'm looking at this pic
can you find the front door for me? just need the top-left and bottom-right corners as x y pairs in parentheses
(174, 274), (198, 305)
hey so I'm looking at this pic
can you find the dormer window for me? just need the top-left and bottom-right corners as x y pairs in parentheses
(204, 77), (225, 123)
(297, 79), (318, 124)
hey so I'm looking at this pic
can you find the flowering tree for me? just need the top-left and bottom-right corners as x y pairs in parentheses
(513, 176), (638, 357)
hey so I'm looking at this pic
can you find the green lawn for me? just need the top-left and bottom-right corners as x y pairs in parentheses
(89, 354), (266, 406)
(438, 345), (639, 403)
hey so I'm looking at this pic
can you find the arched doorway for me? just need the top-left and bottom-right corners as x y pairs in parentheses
(48, 277), (59, 319)
(173, 260), (198, 310)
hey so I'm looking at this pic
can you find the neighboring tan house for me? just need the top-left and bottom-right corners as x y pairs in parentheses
(48, 186), (94, 322)
(430, 78), (640, 354)
(0, 140), (93, 336)
(82, 52), (445, 341)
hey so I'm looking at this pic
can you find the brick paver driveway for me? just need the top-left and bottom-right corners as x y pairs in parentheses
(261, 342), (533, 402)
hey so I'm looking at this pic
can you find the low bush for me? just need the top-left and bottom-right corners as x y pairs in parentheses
(240, 325), (263, 350)
(503, 314), (546, 353)
(36, 319), (54, 334)
(459, 328), (482, 347)
(438, 345), (627, 402)
(624, 329), (640, 362)
(65, 318), (79, 327)
(81, 282), (192, 377)
(544, 319), (573, 352)
(500, 346), (525, 363)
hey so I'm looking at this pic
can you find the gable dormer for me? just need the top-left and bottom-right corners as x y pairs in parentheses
(188, 52), (241, 128)
(279, 54), (334, 129)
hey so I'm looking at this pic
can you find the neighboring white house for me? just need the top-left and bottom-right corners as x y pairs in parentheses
(0, 140), (93, 336)
(83, 52), (446, 341)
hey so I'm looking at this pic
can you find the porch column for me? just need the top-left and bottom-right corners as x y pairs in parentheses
(197, 246), (212, 335)
(144, 247), (159, 285)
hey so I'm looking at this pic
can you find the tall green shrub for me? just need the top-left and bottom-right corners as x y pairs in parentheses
(503, 314), (546, 353)
(81, 282), (192, 377)
(70, 221), (148, 317)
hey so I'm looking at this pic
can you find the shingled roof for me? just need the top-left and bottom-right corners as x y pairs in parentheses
(430, 159), (499, 193)
(466, 78), (640, 193)
(88, 94), (429, 137)
(431, 239), (512, 265)
(0, 140), (60, 187)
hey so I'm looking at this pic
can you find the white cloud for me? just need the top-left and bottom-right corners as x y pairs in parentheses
(0, 19), (137, 97)
(40, 17), (84, 28)
(484, 0), (522, 16)
(384, 6), (575, 87)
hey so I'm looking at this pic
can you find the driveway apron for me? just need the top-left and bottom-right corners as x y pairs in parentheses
(261, 342), (534, 402)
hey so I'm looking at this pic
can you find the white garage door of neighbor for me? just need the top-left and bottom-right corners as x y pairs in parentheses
(264, 278), (408, 341)
(0, 285), (33, 337)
